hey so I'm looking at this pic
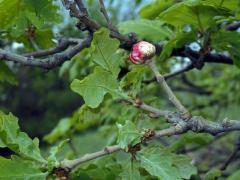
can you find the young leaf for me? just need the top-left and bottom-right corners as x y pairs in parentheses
(118, 19), (173, 42)
(0, 112), (46, 163)
(117, 120), (141, 150)
(137, 145), (197, 180)
(47, 139), (69, 171)
(91, 28), (122, 77)
(71, 66), (121, 108)
(0, 156), (48, 180)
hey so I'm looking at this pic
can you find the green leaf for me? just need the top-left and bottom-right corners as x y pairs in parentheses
(0, 61), (18, 85)
(158, 0), (229, 31)
(0, 0), (20, 28)
(71, 104), (100, 131)
(227, 170), (240, 180)
(160, 30), (196, 60)
(0, 156), (47, 180)
(212, 31), (240, 68)
(203, 0), (240, 12)
(0, 0), (61, 38)
(71, 66), (121, 108)
(91, 28), (122, 77)
(120, 65), (148, 97)
(119, 160), (141, 180)
(204, 168), (221, 180)
(117, 120), (141, 150)
(73, 156), (122, 180)
(139, 0), (175, 19)
(170, 132), (213, 151)
(0, 138), (5, 147)
(34, 29), (54, 49)
(0, 112), (46, 163)
(118, 19), (173, 42)
(47, 139), (69, 171)
(137, 145), (197, 180)
(44, 118), (71, 144)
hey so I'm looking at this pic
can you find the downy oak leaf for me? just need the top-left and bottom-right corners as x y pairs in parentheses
(71, 66), (124, 108)
(91, 28), (122, 77)
(0, 111), (46, 163)
(118, 19), (173, 42)
(0, 156), (48, 180)
(137, 145), (197, 180)
(117, 120), (142, 150)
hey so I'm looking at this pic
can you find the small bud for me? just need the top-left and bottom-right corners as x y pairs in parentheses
(129, 41), (156, 64)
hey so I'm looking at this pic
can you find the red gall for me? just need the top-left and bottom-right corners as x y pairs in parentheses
(129, 41), (156, 64)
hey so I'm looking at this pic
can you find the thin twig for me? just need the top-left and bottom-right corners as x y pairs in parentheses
(148, 59), (191, 120)
(98, 0), (114, 30)
(60, 126), (185, 170)
(68, 139), (78, 156)
(221, 137), (240, 171)
(74, 0), (88, 16)
(28, 36), (41, 51)
(24, 38), (82, 58)
(60, 109), (240, 171)
(0, 36), (92, 69)
(143, 63), (195, 84)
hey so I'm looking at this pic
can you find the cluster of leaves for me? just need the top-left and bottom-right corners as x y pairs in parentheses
(0, 0), (61, 49)
(0, 0), (240, 179)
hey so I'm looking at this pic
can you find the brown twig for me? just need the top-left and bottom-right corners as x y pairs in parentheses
(60, 115), (240, 171)
(23, 38), (82, 58)
(60, 126), (185, 170)
(98, 0), (114, 30)
(221, 136), (240, 171)
(148, 59), (191, 120)
(143, 62), (195, 84)
(0, 36), (92, 69)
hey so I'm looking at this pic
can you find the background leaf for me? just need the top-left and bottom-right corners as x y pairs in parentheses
(118, 19), (173, 42)
(0, 112), (46, 163)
